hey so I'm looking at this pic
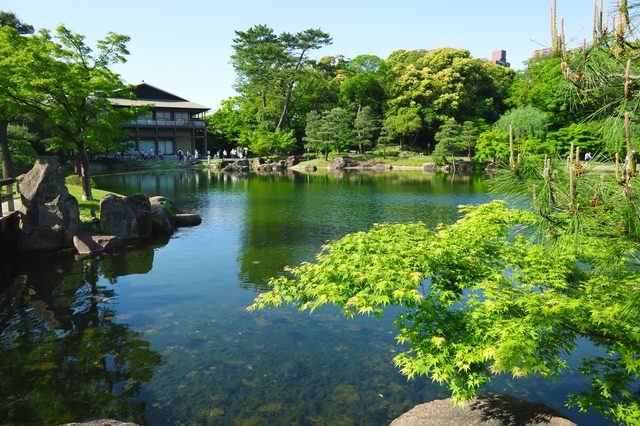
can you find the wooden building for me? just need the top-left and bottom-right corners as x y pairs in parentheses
(109, 82), (210, 156)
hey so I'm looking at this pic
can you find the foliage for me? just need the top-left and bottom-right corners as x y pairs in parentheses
(238, 129), (297, 156)
(231, 24), (332, 132)
(205, 97), (257, 150)
(546, 122), (605, 157)
(494, 105), (550, 141)
(162, 201), (177, 218)
(353, 106), (378, 155)
(507, 54), (589, 129)
(322, 107), (352, 155)
(302, 110), (327, 158)
(432, 119), (464, 158)
(0, 25), (147, 200)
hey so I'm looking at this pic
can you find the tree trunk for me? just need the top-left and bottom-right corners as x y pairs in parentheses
(324, 143), (329, 162)
(78, 142), (93, 201)
(275, 82), (294, 132)
(74, 153), (81, 175)
(0, 120), (14, 179)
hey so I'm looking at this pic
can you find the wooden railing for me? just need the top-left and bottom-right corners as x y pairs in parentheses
(0, 178), (19, 220)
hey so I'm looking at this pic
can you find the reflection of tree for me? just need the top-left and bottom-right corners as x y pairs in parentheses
(0, 250), (165, 425)
(236, 171), (489, 291)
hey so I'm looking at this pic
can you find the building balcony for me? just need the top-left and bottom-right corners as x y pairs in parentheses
(126, 119), (206, 127)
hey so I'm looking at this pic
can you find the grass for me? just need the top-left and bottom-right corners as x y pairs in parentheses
(295, 153), (438, 168)
(66, 185), (124, 223)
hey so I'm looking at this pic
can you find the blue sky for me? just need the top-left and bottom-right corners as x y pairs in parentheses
(7, 0), (597, 110)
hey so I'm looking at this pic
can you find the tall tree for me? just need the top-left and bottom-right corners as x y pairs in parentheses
(322, 107), (351, 155)
(1, 25), (146, 199)
(231, 25), (332, 133)
(0, 12), (34, 179)
(339, 55), (385, 119)
(302, 110), (326, 158)
(432, 119), (463, 159)
(353, 106), (378, 155)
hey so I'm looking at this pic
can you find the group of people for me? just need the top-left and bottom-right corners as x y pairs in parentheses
(217, 147), (248, 159)
(129, 149), (164, 161)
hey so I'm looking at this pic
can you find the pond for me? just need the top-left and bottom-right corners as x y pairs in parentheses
(0, 169), (609, 425)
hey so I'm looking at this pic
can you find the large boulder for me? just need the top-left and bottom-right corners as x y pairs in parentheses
(252, 157), (265, 171)
(149, 196), (184, 214)
(150, 203), (174, 232)
(390, 393), (576, 426)
(257, 164), (273, 173)
(423, 163), (438, 173)
(99, 193), (152, 239)
(18, 156), (81, 251)
(285, 155), (299, 168)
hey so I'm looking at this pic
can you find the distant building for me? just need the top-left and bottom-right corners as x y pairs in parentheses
(491, 50), (510, 67)
(109, 82), (210, 156)
(532, 47), (553, 57)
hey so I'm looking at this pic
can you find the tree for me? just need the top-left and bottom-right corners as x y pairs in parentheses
(339, 55), (385, 119)
(494, 105), (550, 142)
(432, 119), (463, 159)
(507, 55), (589, 130)
(302, 110), (326, 158)
(322, 107), (351, 155)
(231, 25), (332, 133)
(1, 25), (146, 200)
(460, 121), (478, 158)
(384, 108), (422, 150)
(353, 106), (378, 155)
(246, 4), (640, 421)
(0, 12), (33, 179)
(238, 129), (297, 156)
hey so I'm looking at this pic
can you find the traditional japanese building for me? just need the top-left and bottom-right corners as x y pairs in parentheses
(109, 82), (210, 156)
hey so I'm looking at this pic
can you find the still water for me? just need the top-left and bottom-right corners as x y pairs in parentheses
(0, 169), (609, 425)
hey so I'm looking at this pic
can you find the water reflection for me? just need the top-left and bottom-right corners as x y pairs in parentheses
(0, 169), (608, 426)
(0, 250), (165, 425)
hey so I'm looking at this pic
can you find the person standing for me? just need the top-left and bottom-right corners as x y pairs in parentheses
(223, 149), (227, 159)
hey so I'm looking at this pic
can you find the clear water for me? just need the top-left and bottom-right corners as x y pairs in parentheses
(0, 169), (610, 425)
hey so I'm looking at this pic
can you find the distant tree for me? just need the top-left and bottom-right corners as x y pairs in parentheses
(353, 106), (378, 155)
(231, 25), (332, 132)
(384, 108), (422, 151)
(546, 122), (605, 158)
(473, 130), (510, 163)
(302, 110), (326, 158)
(460, 121), (478, 159)
(432, 119), (464, 159)
(376, 125), (391, 159)
(322, 107), (351, 155)
(494, 105), (550, 142)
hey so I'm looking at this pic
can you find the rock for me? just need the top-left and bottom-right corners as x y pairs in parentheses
(99, 193), (152, 240)
(257, 164), (272, 172)
(150, 203), (174, 232)
(442, 161), (475, 173)
(390, 393), (577, 426)
(149, 196), (184, 214)
(252, 157), (265, 171)
(175, 213), (202, 226)
(273, 163), (285, 171)
(73, 231), (124, 255)
(304, 165), (317, 172)
(367, 159), (381, 166)
(423, 163), (439, 173)
(373, 163), (392, 170)
(285, 155), (299, 168)
(328, 156), (348, 169)
(18, 156), (81, 251)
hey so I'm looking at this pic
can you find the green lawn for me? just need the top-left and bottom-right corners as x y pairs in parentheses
(66, 185), (124, 223)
